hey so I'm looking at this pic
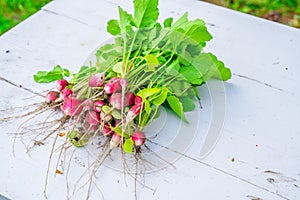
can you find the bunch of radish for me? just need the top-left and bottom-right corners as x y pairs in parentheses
(46, 74), (146, 152)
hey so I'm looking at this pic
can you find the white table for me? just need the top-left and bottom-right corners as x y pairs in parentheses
(1, 0), (300, 199)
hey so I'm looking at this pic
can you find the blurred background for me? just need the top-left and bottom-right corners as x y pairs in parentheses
(0, 0), (51, 35)
(0, 0), (299, 36)
(202, 0), (300, 28)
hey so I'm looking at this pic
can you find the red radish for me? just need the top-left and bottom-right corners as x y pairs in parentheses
(132, 131), (146, 146)
(62, 89), (73, 100)
(126, 103), (142, 122)
(101, 124), (113, 136)
(82, 99), (93, 111)
(86, 111), (100, 125)
(110, 93), (128, 110)
(46, 91), (60, 103)
(104, 77), (121, 94)
(88, 73), (105, 87)
(61, 97), (83, 116)
(120, 78), (128, 88)
(57, 79), (68, 91)
(84, 122), (98, 132)
(134, 96), (143, 104)
(125, 92), (135, 105)
(94, 100), (105, 112)
(110, 133), (121, 149)
(100, 111), (112, 122)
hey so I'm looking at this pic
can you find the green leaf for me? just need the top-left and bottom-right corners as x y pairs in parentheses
(118, 6), (133, 34)
(112, 126), (130, 138)
(68, 130), (89, 147)
(123, 138), (134, 154)
(163, 17), (173, 27)
(152, 87), (168, 105)
(137, 88), (161, 98)
(112, 62), (123, 74)
(171, 12), (188, 29)
(144, 99), (151, 114)
(70, 66), (95, 84)
(184, 19), (212, 45)
(33, 65), (67, 83)
(179, 96), (195, 112)
(185, 44), (202, 57)
(166, 59), (180, 76)
(133, 0), (159, 28)
(179, 65), (205, 85)
(145, 54), (159, 71)
(207, 53), (231, 81)
(63, 69), (70, 77)
(102, 105), (111, 114)
(191, 53), (231, 81)
(111, 109), (122, 119)
(107, 19), (121, 36)
(167, 95), (188, 122)
(169, 80), (191, 95)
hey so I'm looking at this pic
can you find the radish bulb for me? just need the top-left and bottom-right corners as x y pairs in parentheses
(88, 73), (105, 88)
(46, 91), (60, 103)
(86, 111), (100, 125)
(94, 100), (105, 112)
(62, 89), (73, 100)
(104, 77), (121, 94)
(82, 99), (93, 111)
(132, 131), (145, 146)
(110, 93), (128, 110)
(56, 79), (68, 91)
(110, 133), (121, 149)
(101, 124), (113, 136)
(126, 103), (142, 122)
(125, 92), (135, 106)
(61, 97), (83, 116)
(134, 96), (143, 104)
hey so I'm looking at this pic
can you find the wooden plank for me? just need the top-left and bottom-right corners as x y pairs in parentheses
(40, 0), (300, 199)
(0, 10), (108, 90)
(0, 0), (299, 199)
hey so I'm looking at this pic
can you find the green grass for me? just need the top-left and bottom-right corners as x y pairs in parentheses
(0, 0), (299, 36)
(203, 0), (300, 28)
(0, 0), (51, 35)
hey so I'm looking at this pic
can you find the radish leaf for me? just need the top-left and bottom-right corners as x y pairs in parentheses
(167, 95), (188, 123)
(133, 0), (159, 28)
(123, 138), (133, 154)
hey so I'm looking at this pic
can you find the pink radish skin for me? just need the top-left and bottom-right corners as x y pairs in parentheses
(125, 92), (135, 106)
(110, 133), (121, 149)
(84, 121), (98, 132)
(57, 79), (69, 91)
(101, 124), (113, 136)
(132, 131), (146, 146)
(94, 100), (105, 112)
(104, 77), (121, 94)
(134, 96), (143, 104)
(110, 93), (128, 110)
(82, 99), (93, 111)
(88, 73), (105, 88)
(126, 103), (142, 122)
(61, 97), (83, 116)
(86, 111), (100, 125)
(46, 91), (60, 103)
(62, 89), (73, 100)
